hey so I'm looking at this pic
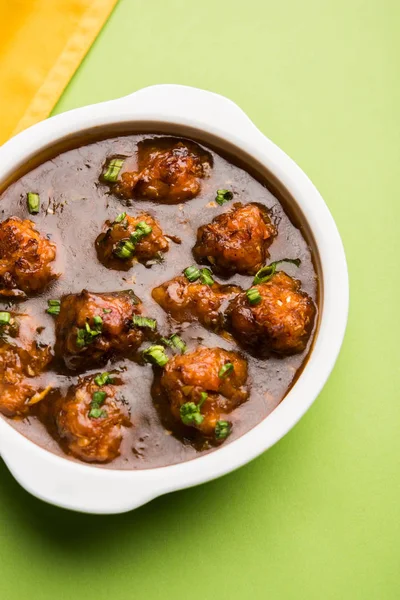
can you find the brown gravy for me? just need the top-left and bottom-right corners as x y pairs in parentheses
(0, 134), (318, 469)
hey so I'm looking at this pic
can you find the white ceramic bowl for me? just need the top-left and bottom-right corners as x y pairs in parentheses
(0, 85), (348, 514)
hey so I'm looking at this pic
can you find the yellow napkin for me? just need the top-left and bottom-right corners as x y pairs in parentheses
(0, 0), (118, 145)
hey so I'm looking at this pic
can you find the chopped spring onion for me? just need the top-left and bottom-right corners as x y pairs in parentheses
(27, 192), (40, 214)
(114, 212), (127, 223)
(88, 390), (107, 419)
(132, 315), (157, 330)
(113, 222), (152, 260)
(218, 362), (234, 378)
(142, 345), (169, 367)
(103, 308), (112, 314)
(199, 392), (208, 407)
(92, 391), (107, 404)
(46, 299), (60, 316)
(180, 402), (204, 426)
(215, 420), (231, 440)
(161, 334), (186, 354)
(199, 268), (214, 286)
(184, 266), (214, 285)
(76, 317), (103, 348)
(114, 239), (135, 259)
(215, 189), (233, 205)
(133, 221), (152, 237)
(246, 287), (262, 305)
(253, 258), (301, 285)
(180, 392), (209, 426)
(94, 372), (113, 387)
(89, 407), (107, 419)
(102, 158), (125, 183)
(0, 311), (11, 326)
(184, 265), (201, 282)
(169, 334), (186, 354)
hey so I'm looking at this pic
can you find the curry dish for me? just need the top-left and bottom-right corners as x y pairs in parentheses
(0, 135), (318, 468)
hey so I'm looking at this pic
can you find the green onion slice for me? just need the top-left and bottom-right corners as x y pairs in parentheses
(88, 390), (108, 418)
(27, 192), (40, 214)
(246, 288), (262, 305)
(94, 372), (113, 387)
(46, 299), (60, 316)
(102, 158), (125, 183)
(135, 221), (152, 236)
(180, 402), (204, 426)
(199, 268), (214, 286)
(253, 258), (301, 284)
(161, 334), (186, 354)
(215, 420), (231, 440)
(113, 222), (152, 260)
(88, 407), (107, 419)
(76, 317), (103, 348)
(132, 315), (157, 330)
(114, 212), (127, 223)
(114, 239), (135, 259)
(169, 334), (186, 354)
(215, 189), (233, 205)
(92, 391), (107, 405)
(184, 265), (201, 282)
(0, 311), (11, 326)
(180, 392), (209, 426)
(142, 345), (169, 367)
(198, 392), (208, 407)
(130, 221), (152, 244)
(218, 362), (234, 378)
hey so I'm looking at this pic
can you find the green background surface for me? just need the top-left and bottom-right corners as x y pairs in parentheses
(1, 0), (399, 598)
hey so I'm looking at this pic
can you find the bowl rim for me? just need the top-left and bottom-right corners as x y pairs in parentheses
(0, 85), (349, 513)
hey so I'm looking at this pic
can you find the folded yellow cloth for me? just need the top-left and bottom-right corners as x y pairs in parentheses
(0, 0), (118, 145)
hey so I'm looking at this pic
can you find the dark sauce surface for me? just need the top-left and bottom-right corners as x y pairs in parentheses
(0, 135), (318, 469)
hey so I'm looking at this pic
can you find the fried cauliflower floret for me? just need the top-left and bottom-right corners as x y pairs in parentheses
(55, 289), (145, 370)
(53, 374), (130, 463)
(0, 313), (52, 417)
(228, 271), (316, 355)
(160, 347), (249, 438)
(95, 212), (169, 268)
(152, 275), (241, 329)
(114, 139), (211, 203)
(193, 203), (277, 275)
(0, 217), (57, 296)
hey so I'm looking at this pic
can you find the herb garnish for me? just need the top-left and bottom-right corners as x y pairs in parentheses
(27, 192), (40, 214)
(161, 334), (186, 354)
(218, 363), (234, 378)
(180, 392), (208, 426)
(215, 189), (233, 205)
(76, 316), (103, 348)
(94, 372), (113, 387)
(132, 315), (157, 330)
(0, 311), (11, 326)
(215, 420), (231, 439)
(46, 299), (60, 316)
(246, 288), (262, 305)
(253, 258), (301, 285)
(142, 345), (169, 367)
(88, 390), (107, 419)
(114, 212), (127, 224)
(183, 266), (214, 285)
(113, 221), (153, 260)
(102, 158), (125, 183)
